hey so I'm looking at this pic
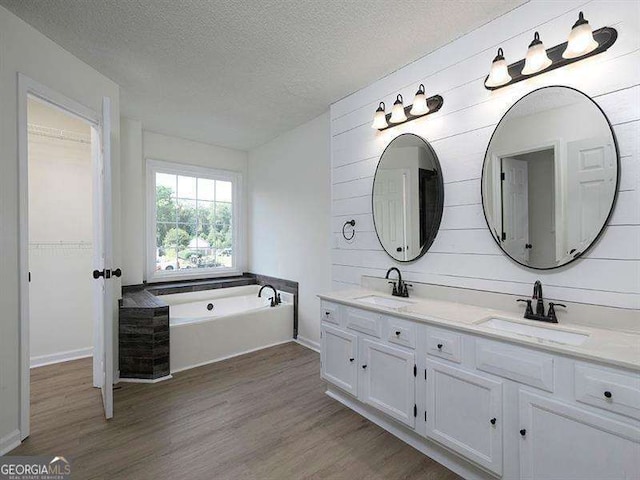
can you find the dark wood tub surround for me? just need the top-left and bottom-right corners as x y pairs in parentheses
(118, 273), (299, 380)
(119, 290), (170, 380)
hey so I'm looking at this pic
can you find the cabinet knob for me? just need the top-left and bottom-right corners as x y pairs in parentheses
(349, 358), (354, 362)
(519, 429), (526, 437)
(325, 311), (330, 316)
(362, 365), (367, 369)
(604, 390), (612, 399)
(437, 343), (443, 350)
(395, 330), (401, 336)
(490, 418), (496, 425)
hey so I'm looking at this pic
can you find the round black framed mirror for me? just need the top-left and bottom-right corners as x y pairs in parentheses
(372, 133), (444, 262)
(481, 86), (619, 270)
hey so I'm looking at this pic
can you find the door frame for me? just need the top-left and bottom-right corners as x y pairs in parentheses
(17, 74), (105, 440)
(491, 139), (562, 260)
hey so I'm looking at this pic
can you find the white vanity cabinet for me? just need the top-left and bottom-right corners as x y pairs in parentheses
(360, 338), (416, 427)
(320, 303), (417, 428)
(320, 324), (358, 396)
(426, 359), (503, 476)
(319, 299), (640, 480)
(519, 391), (640, 480)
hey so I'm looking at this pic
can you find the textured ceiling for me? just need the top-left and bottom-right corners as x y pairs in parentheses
(2, 0), (527, 150)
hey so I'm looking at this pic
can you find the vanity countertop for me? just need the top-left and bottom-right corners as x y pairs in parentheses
(318, 289), (640, 372)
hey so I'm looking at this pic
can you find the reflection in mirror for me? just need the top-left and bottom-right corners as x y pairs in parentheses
(373, 133), (444, 262)
(482, 86), (618, 269)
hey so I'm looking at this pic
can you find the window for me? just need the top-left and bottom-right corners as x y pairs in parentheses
(146, 160), (242, 281)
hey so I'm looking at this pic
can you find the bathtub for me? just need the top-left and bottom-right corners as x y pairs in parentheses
(162, 285), (293, 373)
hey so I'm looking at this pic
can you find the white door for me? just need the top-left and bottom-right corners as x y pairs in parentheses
(92, 97), (114, 419)
(320, 325), (358, 396)
(373, 168), (410, 260)
(501, 157), (529, 263)
(360, 339), (415, 427)
(425, 359), (503, 476)
(566, 137), (616, 257)
(519, 390), (640, 480)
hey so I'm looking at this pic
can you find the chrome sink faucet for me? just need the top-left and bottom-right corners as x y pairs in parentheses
(517, 280), (565, 323)
(385, 267), (412, 298)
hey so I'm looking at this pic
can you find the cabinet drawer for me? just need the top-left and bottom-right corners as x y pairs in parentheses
(426, 327), (462, 363)
(321, 301), (340, 326)
(387, 317), (417, 349)
(575, 364), (640, 420)
(476, 339), (554, 392)
(345, 307), (382, 338)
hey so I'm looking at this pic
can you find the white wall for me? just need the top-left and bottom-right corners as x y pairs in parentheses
(0, 5), (121, 452)
(248, 112), (332, 347)
(28, 100), (94, 365)
(330, 0), (639, 311)
(120, 118), (144, 286)
(119, 126), (249, 285)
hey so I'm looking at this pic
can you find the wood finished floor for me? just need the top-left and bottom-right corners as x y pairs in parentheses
(11, 342), (460, 480)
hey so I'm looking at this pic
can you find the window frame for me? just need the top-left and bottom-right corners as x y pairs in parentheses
(145, 159), (244, 282)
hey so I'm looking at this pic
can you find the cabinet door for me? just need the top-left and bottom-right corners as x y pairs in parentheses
(360, 339), (415, 428)
(519, 391), (640, 480)
(426, 359), (503, 476)
(321, 325), (357, 396)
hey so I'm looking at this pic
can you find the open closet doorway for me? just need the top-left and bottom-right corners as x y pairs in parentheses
(18, 76), (114, 442)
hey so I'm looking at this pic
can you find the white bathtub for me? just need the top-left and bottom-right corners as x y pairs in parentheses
(162, 285), (293, 373)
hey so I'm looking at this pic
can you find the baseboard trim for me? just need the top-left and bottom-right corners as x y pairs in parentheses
(170, 339), (293, 374)
(0, 429), (21, 456)
(325, 387), (490, 480)
(118, 374), (173, 384)
(30, 347), (93, 368)
(294, 335), (320, 353)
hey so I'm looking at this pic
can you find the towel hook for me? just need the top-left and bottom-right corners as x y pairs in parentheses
(342, 219), (356, 241)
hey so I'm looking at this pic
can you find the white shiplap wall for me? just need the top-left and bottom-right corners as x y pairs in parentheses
(330, 0), (640, 310)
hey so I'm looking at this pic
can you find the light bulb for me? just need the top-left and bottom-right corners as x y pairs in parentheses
(390, 95), (407, 124)
(485, 48), (512, 88)
(522, 32), (552, 75)
(563, 12), (599, 59)
(371, 102), (388, 130)
(410, 84), (429, 116)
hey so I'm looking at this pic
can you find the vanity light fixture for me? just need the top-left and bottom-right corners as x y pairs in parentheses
(563, 12), (599, 59)
(371, 102), (388, 129)
(484, 12), (617, 91)
(390, 95), (408, 124)
(485, 48), (512, 88)
(522, 32), (552, 75)
(409, 84), (429, 116)
(372, 87), (444, 131)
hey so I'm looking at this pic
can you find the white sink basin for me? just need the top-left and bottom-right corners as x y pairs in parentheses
(477, 317), (589, 346)
(355, 295), (415, 310)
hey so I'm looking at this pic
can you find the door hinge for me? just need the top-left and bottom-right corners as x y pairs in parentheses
(424, 369), (427, 380)
(424, 411), (427, 422)
(414, 404), (417, 417)
(501, 172), (505, 180)
(413, 364), (417, 377)
(501, 231), (506, 241)
(28, 272), (31, 283)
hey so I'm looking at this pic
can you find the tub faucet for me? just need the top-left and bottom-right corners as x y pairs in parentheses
(258, 284), (280, 307)
(385, 267), (412, 298)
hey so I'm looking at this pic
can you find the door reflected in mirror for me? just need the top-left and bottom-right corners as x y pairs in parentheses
(373, 133), (444, 262)
(482, 86), (619, 269)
